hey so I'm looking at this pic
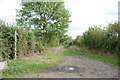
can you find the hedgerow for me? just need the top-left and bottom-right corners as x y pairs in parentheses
(0, 20), (35, 60)
(74, 22), (119, 56)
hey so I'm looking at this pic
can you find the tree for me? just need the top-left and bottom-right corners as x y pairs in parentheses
(16, 2), (71, 47)
(105, 22), (119, 54)
(60, 35), (73, 47)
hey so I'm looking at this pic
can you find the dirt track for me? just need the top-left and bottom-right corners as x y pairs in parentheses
(23, 56), (118, 78)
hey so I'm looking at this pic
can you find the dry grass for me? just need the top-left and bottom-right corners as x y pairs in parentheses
(69, 45), (79, 50)
(41, 46), (64, 54)
(69, 45), (118, 58)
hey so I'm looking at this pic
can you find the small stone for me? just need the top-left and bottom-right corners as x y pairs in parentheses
(69, 68), (74, 71)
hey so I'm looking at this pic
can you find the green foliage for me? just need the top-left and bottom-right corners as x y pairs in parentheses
(16, 2), (71, 48)
(38, 40), (44, 52)
(0, 20), (16, 60)
(74, 35), (84, 47)
(0, 20), (35, 60)
(83, 26), (104, 49)
(74, 22), (119, 56)
(104, 23), (119, 54)
(17, 27), (35, 56)
(60, 35), (73, 47)
(1, 2), (71, 59)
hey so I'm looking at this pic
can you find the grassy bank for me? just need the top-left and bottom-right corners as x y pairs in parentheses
(2, 54), (63, 78)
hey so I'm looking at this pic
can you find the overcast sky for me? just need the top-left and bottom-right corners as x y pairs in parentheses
(0, 0), (119, 39)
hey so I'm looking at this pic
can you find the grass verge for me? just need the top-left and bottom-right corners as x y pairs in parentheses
(63, 48), (120, 66)
(2, 54), (63, 78)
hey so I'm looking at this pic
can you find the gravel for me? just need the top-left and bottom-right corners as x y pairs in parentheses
(23, 56), (119, 78)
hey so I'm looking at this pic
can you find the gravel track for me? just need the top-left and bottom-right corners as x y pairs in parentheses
(23, 56), (119, 78)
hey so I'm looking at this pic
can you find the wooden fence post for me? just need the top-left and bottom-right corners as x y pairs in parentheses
(14, 30), (17, 59)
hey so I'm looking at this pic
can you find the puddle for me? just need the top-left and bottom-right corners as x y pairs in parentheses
(46, 66), (85, 73)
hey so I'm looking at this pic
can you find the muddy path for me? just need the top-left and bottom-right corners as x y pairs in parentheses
(23, 56), (119, 78)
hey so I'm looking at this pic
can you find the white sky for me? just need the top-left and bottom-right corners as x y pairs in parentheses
(0, 0), (119, 39)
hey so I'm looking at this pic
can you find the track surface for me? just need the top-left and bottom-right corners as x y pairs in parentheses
(23, 56), (118, 78)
